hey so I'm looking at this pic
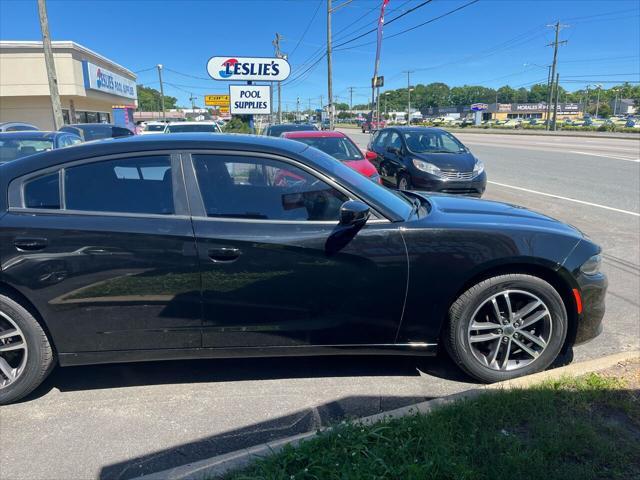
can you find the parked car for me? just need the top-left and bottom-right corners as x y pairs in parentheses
(625, 118), (639, 128)
(263, 123), (319, 137)
(0, 131), (82, 163)
(502, 119), (522, 128)
(164, 121), (221, 133)
(281, 130), (381, 183)
(367, 127), (486, 197)
(321, 119), (331, 130)
(0, 122), (39, 132)
(0, 133), (605, 404)
(139, 121), (168, 135)
(59, 123), (135, 141)
(361, 113), (386, 133)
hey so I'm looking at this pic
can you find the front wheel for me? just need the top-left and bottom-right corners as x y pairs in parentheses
(0, 294), (54, 404)
(445, 274), (568, 383)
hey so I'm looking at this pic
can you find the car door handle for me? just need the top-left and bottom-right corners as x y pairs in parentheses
(208, 247), (241, 263)
(14, 237), (48, 251)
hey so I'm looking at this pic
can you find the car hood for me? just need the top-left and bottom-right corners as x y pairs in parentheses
(413, 192), (584, 238)
(412, 151), (476, 171)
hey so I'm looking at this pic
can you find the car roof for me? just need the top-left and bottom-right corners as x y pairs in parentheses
(282, 130), (345, 138)
(0, 133), (309, 178)
(167, 121), (217, 125)
(270, 123), (315, 128)
(0, 131), (63, 140)
(384, 126), (444, 132)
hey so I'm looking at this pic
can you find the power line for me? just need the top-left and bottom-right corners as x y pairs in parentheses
(290, 0), (323, 57)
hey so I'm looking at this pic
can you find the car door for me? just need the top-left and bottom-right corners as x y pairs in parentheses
(184, 151), (408, 348)
(0, 152), (201, 354)
(380, 130), (405, 186)
(368, 130), (388, 179)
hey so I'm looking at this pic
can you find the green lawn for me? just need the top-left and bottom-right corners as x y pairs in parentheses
(224, 372), (640, 480)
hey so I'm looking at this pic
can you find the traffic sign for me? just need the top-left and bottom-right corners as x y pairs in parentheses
(207, 56), (291, 81)
(229, 85), (271, 115)
(205, 95), (230, 106)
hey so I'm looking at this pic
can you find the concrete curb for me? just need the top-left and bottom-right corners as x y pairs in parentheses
(135, 350), (639, 480)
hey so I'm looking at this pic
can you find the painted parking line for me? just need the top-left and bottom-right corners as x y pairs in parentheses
(569, 151), (640, 163)
(488, 181), (640, 217)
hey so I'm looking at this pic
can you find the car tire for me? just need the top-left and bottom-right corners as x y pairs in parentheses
(444, 274), (568, 383)
(0, 294), (54, 405)
(397, 174), (411, 191)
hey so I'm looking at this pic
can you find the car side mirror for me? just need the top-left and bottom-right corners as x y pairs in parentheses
(339, 200), (370, 228)
(365, 150), (377, 161)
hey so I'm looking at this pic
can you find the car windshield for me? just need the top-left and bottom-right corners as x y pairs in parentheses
(403, 130), (466, 154)
(144, 124), (165, 132)
(268, 124), (318, 136)
(292, 136), (363, 161)
(0, 139), (53, 162)
(166, 124), (220, 133)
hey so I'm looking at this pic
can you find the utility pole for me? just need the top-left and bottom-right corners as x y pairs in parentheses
(552, 73), (560, 131)
(157, 64), (166, 121)
(348, 87), (354, 110)
(545, 21), (567, 130)
(612, 88), (619, 116)
(403, 70), (414, 124)
(189, 93), (196, 112)
(296, 97), (300, 121)
(326, 0), (352, 131)
(595, 85), (602, 118)
(327, 0), (333, 130)
(273, 33), (284, 124)
(37, 0), (64, 129)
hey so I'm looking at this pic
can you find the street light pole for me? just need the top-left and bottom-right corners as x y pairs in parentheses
(595, 85), (602, 118)
(327, 0), (353, 131)
(157, 64), (166, 121)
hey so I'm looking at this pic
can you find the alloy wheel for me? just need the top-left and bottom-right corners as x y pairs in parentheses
(0, 311), (28, 389)
(467, 289), (552, 371)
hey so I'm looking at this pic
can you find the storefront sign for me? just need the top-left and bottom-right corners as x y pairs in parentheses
(205, 95), (230, 106)
(471, 103), (488, 111)
(82, 61), (137, 100)
(207, 56), (290, 81)
(229, 85), (271, 115)
(218, 106), (230, 114)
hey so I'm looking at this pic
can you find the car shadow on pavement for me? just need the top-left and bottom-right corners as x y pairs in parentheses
(25, 352), (475, 401)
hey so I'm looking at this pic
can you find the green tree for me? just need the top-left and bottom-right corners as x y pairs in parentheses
(136, 85), (178, 111)
(223, 116), (251, 133)
(335, 102), (349, 111)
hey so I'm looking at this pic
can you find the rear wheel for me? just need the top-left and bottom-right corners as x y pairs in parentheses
(445, 274), (568, 383)
(0, 294), (54, 404)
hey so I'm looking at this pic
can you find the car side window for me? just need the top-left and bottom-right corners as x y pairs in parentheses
(65, 155), (173, 215)
(373, 130), (388, 149)
(24, 172), (60, 209)
(388, 132), (402, 149)
(193, 154), (348, 221)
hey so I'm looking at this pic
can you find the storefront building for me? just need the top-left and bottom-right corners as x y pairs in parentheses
(423, 102), (583, 121)
(0, 41), (137, 130)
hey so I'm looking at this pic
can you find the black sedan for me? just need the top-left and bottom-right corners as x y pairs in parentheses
(0, 134), (605, 404)
(367, 127), (487, 197)
(59, 123), (135, 141)
(264, 123), (319, 137)
(0, 131), (82, 163)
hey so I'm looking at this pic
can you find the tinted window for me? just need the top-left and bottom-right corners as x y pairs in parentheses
(144, 124), (166, 132)
(24, 172), (60, 209)
(373, 130), (389, 149)
(388, 132), (402, 149)
(7, 125), (37, 132)
(193, 154), (348, 221)
(291, 136), (363, 161)
(166, 124), (220, 133)
(0, 139), (53, 162)
(112, 127), (134, 138)
(266, 125), (318, 137)
(65, 156), (173, 214)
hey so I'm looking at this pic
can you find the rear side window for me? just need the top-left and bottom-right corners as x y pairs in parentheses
(193, 154), (348, 221)
(65, 156), (173, 214)
(24, 172), (60, 209)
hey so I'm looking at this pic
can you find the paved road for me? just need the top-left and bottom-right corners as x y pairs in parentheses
(1, 132), (639, 480)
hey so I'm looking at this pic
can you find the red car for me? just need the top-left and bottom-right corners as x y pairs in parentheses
(281, 130), (381, 184)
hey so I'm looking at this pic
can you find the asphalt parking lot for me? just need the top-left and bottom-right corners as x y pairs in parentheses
(1, 131), (639, 480)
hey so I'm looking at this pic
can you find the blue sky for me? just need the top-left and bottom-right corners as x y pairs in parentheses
(1, 0), (638, 109)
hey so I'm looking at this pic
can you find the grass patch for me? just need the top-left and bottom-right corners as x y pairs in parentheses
(224, 372), (640, 480)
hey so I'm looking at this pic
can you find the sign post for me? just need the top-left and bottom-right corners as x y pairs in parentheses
(471, 103), (488, 126)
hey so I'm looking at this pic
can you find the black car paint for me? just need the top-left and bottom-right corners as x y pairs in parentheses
(368, 127), (487, 196)
(0, 134), (605, 367)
